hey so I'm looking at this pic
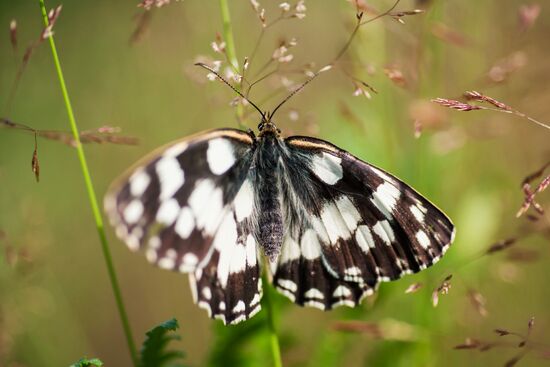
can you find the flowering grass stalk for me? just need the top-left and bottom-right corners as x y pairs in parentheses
(432, 91), (550, 131)
(37, 1), (138, 365)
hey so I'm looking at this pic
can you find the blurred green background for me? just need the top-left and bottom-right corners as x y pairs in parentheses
(1, 0), (549, 366)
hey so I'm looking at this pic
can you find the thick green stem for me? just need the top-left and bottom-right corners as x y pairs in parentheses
(262, 270), (283, 367)
(38, 1), (138, 365)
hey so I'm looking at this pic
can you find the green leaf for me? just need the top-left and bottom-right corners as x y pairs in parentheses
(140, 318), (186, 367)
(69, 357), (104, 367)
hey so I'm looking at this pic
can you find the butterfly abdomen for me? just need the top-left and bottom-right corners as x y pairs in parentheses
(254, 134), (284, 261)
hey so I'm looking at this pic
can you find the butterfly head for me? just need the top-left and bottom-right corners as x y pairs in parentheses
(258, 111), (281, 137)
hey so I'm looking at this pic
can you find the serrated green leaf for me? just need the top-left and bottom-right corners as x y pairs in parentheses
(69, 357), (104, 367)
(140, 318), (187, 367)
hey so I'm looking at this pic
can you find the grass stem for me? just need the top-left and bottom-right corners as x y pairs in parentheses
(219, 0), (245, 124)
(262, 269), (283, 367)
(37, 1), (138, 365)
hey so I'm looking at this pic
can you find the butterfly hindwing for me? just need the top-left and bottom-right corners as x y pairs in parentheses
(189, 207), (262, 324)
(273, 136), (455, 307)
(273, 231), (372, 310)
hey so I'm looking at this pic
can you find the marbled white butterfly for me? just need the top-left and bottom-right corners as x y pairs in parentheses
(104, 67), (455, 325)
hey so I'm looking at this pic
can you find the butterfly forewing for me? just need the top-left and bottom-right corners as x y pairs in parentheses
(271, 136), (455, 308)
(104, 129), (263, 324)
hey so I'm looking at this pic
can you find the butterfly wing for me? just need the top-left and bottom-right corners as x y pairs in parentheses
(104, 128), (262, 324)
(273, 135), (455, 308)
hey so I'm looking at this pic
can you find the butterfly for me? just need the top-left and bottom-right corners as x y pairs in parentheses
(104, 65), (455, 325)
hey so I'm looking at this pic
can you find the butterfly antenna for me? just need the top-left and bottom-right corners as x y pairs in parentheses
(195, 62), (265, 120)
(270, 66), (329, 119)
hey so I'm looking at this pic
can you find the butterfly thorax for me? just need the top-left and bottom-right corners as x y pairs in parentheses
(257, 118), (281, 138)
(252, 131), (285, 261)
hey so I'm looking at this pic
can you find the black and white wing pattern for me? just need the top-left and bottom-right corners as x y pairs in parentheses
(104, 129), (262, 324)
(273, 136), (455, 309)
(105, 125), (455, 324)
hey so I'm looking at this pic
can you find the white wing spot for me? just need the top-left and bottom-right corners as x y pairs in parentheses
(123, 200), (143, 224)
(335, 196), (361, 231)
(156, 198), (180, 225)
(249, 304), (261, 319)
(320, 202), (351, 243)
(202, 287), (212, 300)
(115, 226), (128, 239)
(158, 257), (175, 270)
(131, 226), (143, 240)
(165, 249), (177, 259)
(181, 253), (198, 272)
(245, 234), (257, 267)
(416, 230), (431, 249)
(126, 235), (140, 251)
(232, 300), (246, 313)
(234, 179), (254, 222)
(188, 179), (223, 235)
(355, 225), (375, 253)
(333, 285), (352, 298)
(149, 236), (161, 249)
(410, 204), (425, 222)
(277, 287), (296, 302)
(280, 236), (301, 263)
(344, 267), (362, 279)
(156, 156), (185, 201)
(380, 220), (395, 242)
(304, 288), (324, 300)
(146, 248), (157, 263)
(311, 152), (343, 185)
(230, 314), (246, 325)
(304, 300), (325, 310)
(175, 206), (195, 239)
(250, 293), (261, 307)
(213, 214), (238, 288)
(207, 138), (236, 175)
(371, 182), (401, 220)
(129, 169), (151, 197)
(300, 229), (322, 260)
(373, 220), (392, 245)
(331, 299), (355, 308)
(310, 216), (329, 244)
(417, 202), (428, 214)
(229, 244), (247, 274)
(277, 279), (297, 292)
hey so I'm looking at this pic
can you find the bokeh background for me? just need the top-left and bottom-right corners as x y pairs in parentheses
(1, 0), (550, 366)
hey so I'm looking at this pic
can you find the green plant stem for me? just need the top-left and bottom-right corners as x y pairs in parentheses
(219, 0), (238, 70)
(261, 269), (283, 367)
(218, 0), (245, 124)
(37, 1), (138, 366)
